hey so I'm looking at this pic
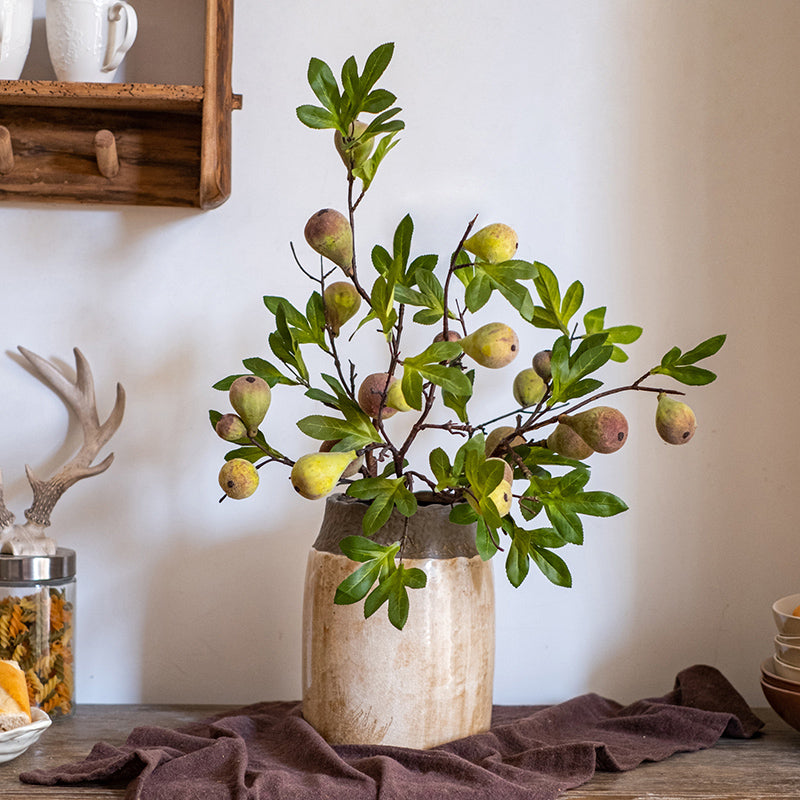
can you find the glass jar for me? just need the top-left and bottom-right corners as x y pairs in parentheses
(0, 548), (75, 718)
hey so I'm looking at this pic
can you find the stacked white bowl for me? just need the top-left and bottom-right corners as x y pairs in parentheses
(760, 593), (800, 730)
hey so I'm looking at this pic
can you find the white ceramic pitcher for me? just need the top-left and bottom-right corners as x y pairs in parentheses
(46, 0), (137, 82)
(0, 0), (33, 80)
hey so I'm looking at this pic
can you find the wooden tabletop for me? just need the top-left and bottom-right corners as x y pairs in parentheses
(0, 705), (797, 799)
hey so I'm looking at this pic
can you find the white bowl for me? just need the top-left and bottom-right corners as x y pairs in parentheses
(775, 635), (800, 668)
(0, 708), (51, 764)
(773, 654), (800, 683)
(772, 593), (800, 635)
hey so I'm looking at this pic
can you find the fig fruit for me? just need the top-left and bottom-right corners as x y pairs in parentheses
(357, 373), (398, 419)
(291, 450), (357, 500)
(485, 425), (525, 457)
(229, 375), (271, 437)
(513, 367), (547, 407)
(532, 349), (552, 382)
(215, 413), (248, 442)
(463, 223), (518, 264)
(559, 406), (628, 454)
(386, 379), (413, 412)
(324, 281), (361, 336)
(655, 393), (697, 445)
(461, 322), (519, 369)
(304, 209), (354, 275)
(219, 458), (259, 499)
(334, 119), (374, 170)
(320, 440), (364, 477)
(546, 422), (594, 460)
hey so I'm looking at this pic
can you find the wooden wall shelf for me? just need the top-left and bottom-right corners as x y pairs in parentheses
(0, 0), (241, 209)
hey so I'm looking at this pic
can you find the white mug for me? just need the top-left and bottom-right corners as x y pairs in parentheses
(46, 0), (138, 82)
(0, 0), (33, 80)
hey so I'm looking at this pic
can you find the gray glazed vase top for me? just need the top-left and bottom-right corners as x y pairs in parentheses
(302, 493), (496, 749)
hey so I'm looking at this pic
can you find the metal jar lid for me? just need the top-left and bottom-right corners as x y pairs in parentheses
(0, 548), (76, 583)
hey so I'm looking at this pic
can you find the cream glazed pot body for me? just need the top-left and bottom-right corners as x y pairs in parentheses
(302, 494), (495, 749)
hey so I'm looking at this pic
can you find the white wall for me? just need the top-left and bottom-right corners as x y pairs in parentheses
(2, 0), (798, 708)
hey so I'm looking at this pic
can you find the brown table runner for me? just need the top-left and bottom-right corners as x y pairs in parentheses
(21, 665), (763, 800)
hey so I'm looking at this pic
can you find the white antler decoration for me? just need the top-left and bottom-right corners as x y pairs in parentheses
(0, 347), (126, 556)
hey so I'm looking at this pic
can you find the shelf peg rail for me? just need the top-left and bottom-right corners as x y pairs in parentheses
(0, 126), (14, 174)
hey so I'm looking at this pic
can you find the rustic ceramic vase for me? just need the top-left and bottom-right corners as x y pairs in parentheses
(46, 0), (137, 82)
(302, 493), (495, 749)
(0, 0), (33, 80)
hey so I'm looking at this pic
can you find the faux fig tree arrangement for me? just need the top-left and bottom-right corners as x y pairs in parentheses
(211, 43), (725, 630)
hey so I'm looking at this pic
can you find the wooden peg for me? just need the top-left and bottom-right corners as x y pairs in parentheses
(94, 129), (120, 178)
(0, 126), (14, 175)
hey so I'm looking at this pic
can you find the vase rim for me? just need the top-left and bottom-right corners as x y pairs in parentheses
(313, 493), (479, 559)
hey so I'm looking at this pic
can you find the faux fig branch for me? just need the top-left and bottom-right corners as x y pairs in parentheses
(211, 43), (725, 630)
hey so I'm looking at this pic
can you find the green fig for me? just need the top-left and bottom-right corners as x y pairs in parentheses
(320, 440), (364, 477)
(324, 281), (361, 336)
(532, 349), (552, 382)
(513, 368), (547, 407)
(215, 413), (247, 442)
(291, 450), (357, 500)
(461, 322), (519, 369)
(304, 209), (354, 275)
(488, 480), (513, 516)
(385, 379), (413, 412)
(229, 375), (271, 437)
(486, 456), (514, 484)
(546, 422), (594, 460)
(219, 458), (259, 499)
(334, 119), (374, 171)
(485, 426), (525, 457)
(559, 406), (628, 454)
(463, 223), (518, 264)
(467, 478), (513, 517)
(655, 393), (697, 445)
(357, 373), (398, 419)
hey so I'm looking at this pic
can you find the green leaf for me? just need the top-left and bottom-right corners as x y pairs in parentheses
(361, 88), (396, 114)
(475, 517), (499, 561)
(334, 559), (383, 604)
(400, 366), (425, 411)
(660, 346), (682, 368)
(429, 448), (453, 488)
(346, 476), (417, 535)
(339, 535), (399, 562)
(679, 334), (726, 364)
(543, 502), (584, 545)
(296, 104), (338, 129)
(560, 280), (584, 324)
(605, 325), (643, 345)
(242, 357), (300, 387)
(307, 57), (340, 115)
(403, 567), (428, 590)
(653, 364), (718, 386)
(393, 213), (414, 274)
(583, 306), (606, 334)
(296, 414), (381, 448)
(353, 132), (399, 192)
(533, 263), (562, 318)
(363, 563), (424, 631)
(465, 271), (492, 312)
(449, 503), (479, 525)
(506, 529), (531, 588)
(530, 546), (572, 587)
(567, 490), (628, 517)
(222, 446), (264, 464)
(360, 42), (395, 95)
(443, 368), (473, 423)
